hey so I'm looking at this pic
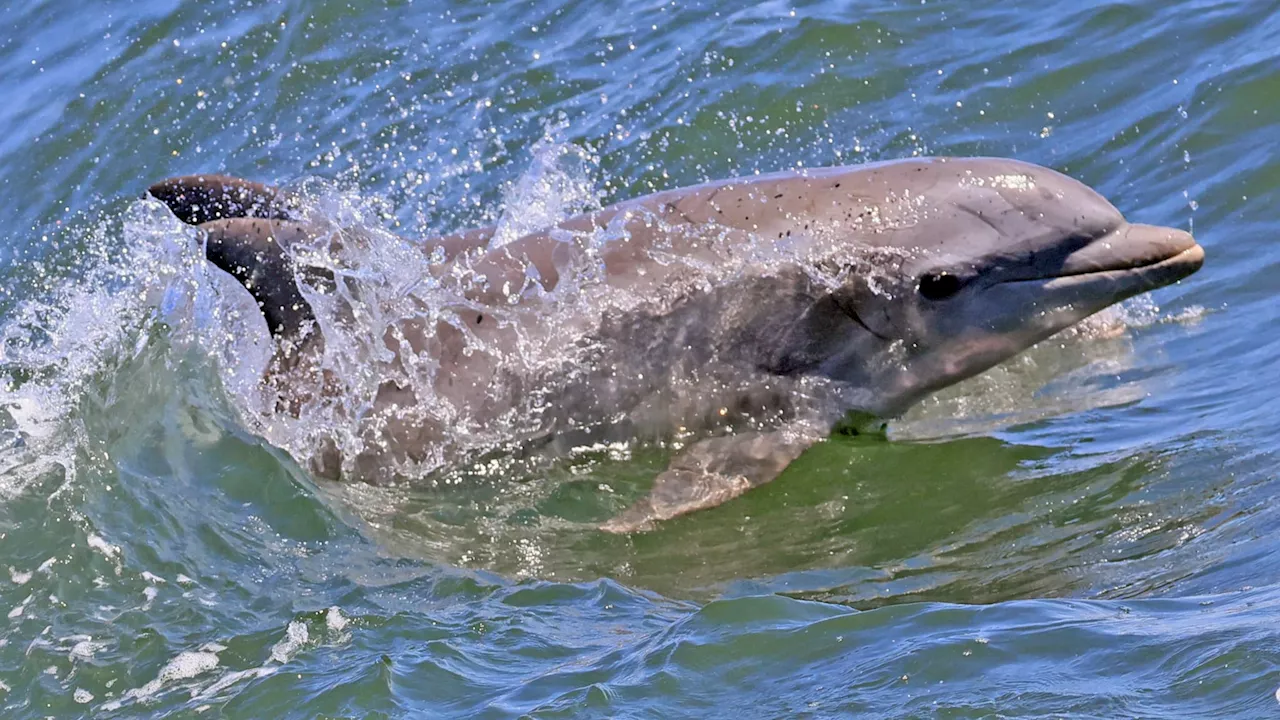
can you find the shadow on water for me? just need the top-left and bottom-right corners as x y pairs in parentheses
(326, 423), (1215, 606)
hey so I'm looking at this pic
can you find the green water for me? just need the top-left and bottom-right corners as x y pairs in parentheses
(1, 0), (1278, 716)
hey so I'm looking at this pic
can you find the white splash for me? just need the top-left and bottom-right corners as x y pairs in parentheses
(326, 606), (349, 632)
(268, 620), (310, 664)
(69, 638), (107, 662)
(0, 196), (276, 501)
(102, 648), (222, 711)
(0, 202), (197, 496)
(489, 127), (602, 249)
(7, 594), (31, 619)
(86, 534), (121, 561)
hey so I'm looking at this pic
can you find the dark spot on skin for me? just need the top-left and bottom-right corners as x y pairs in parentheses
(476, 314), (484, 324)
(774, 193), (783, 199)
(834, 183), (841, 188)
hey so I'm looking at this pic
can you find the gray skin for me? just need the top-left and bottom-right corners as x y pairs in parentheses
(147, 157), (1204, 532)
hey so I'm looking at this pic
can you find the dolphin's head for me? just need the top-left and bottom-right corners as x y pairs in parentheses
(807, 157), (1204, 416)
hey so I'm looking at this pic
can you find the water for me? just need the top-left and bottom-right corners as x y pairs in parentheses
(0, 0), (1277, 716)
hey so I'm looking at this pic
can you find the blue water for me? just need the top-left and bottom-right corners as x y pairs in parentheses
(1, 0), (1279, 716)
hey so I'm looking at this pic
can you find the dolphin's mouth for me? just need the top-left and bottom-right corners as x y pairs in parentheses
(996, 224), (1204, 287)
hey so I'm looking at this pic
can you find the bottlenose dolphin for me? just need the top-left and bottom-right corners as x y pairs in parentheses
(147, 157), (1204, 532)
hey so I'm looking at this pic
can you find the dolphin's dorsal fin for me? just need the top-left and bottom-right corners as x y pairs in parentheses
(199, 218), (322, 339)
(148, 174), (294, 226)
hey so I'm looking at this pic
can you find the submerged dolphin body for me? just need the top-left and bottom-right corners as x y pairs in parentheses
(147, 157), (1204, 532)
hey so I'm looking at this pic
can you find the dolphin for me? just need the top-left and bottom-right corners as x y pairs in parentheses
(146, 157), (1204, 532)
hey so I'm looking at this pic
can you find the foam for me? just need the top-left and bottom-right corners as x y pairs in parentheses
(102, 648), (222, 711)
(268, 620), (310, 664)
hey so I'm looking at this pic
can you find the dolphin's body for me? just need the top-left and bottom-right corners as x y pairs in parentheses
(148, 157), (1203, 532)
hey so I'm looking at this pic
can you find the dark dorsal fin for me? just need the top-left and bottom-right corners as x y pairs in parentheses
(149, 175), (293, 226)
(199, 218), (323, 338)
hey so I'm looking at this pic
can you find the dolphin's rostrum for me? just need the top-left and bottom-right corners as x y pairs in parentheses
(147, 157), (1204, 532)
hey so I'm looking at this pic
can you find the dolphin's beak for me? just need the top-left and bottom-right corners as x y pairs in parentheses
(1058, 223), (1203, 282)
(999, 223), (1204, 296)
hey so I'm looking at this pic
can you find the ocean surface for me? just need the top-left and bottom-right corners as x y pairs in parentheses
(0, 0), (1278, 717)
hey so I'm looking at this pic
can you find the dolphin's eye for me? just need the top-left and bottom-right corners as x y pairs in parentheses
(918, 271), (964, 301)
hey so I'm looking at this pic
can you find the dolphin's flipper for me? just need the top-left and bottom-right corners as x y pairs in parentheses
(149, 175), (294, 226)
(198, 218), (323, 338)
(599, 425), (824, 533)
